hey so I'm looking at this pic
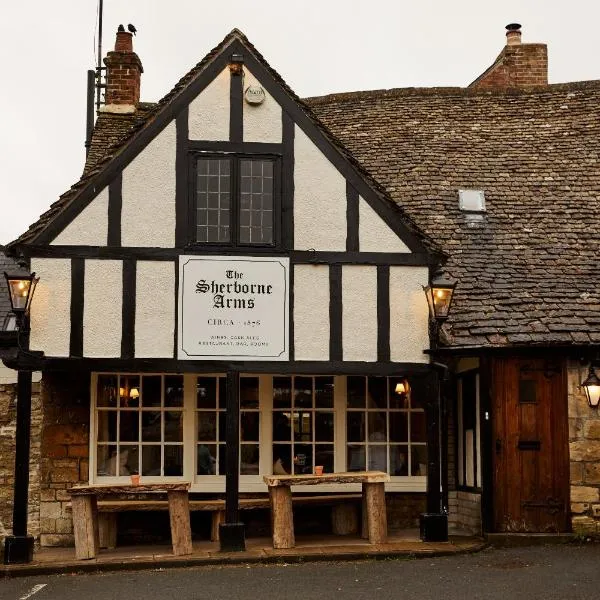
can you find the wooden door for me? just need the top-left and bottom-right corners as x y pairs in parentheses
(492, 357), (569, 532)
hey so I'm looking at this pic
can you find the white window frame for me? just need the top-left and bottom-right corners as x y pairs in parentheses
(90, 373), (426, 492)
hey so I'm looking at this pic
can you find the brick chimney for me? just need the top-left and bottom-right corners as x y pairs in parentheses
(469, 24), (548, 89)
(101, 27), (144, 113)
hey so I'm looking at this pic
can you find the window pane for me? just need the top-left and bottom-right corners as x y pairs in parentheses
(240, 377), (259, 409)
(241, 444), (259, 474)
(238, 159), (274, 245)
(197, 377), (217, 408)
(347, 411), (365, 443)
(347, 376), (365, 408)
(241, 412), (259, 442)
(142, 445), (161, 476)
(164, 411), (183, 442)
(315, 412), (334, 442)
(165, 376), (184, 407)
(368, 412), (387, 441)
(218, 444), (227, 475)
(119, 412), (139, 442)
(120, 376), (140, 408)
(315, 444), (334, 474)
(97, 445), (117, 476)
(411, 445), (428, 476)
(218, 378), (227, 409)
(294, 377), (312, 408)
(97, 375), (118, 407)
(389, 378), (410, 409)
(164, 446), (183, 476)
(389, 412), (408, 442)
(368, 445), (387, 471)
(294, 444), (313, 475)
(293, 411), (312, 442)
(197, 444), (216, 474)
(367, 377), (387, 409)
(97, 411), (117, 442)
(197, 413), (216, 441)
(410, 412), (427, 443)
(218, 411), (226, 441)
(315, 377), (334, 408)
(273, 377), (291, 408)
(347, 445), (365, 472)
(391, 445), (409, 476)
(273, 412), (292, 441)
(142, 411), (161, 442)
(142, 376), (161, 407)
(273, 444), (292, 474)
(196, 158), (231, 243)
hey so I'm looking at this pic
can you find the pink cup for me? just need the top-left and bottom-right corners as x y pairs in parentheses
(130, 474), (140, 486)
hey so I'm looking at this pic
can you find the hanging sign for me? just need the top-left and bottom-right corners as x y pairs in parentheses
(178, 256), (289, 360)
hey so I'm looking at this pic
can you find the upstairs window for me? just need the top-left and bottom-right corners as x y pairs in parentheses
(194, 156), (276, 246)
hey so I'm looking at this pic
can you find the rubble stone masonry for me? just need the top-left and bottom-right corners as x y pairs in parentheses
(568, 360), (600, 536)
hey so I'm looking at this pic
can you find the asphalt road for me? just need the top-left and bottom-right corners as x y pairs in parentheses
(2, 544), (600, 600)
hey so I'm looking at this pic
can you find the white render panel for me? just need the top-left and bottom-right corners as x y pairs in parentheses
(188, 67), (230, 141)
(52, 187), (109, 246)
(83, 260), (122, 357)
(294, 125), (346, 250)
(359, 196), (410, 253)
(29, 259), (71, 357)
(121, 121), (176, 247)
(342, 266), (377, 362)
(136, 261), (175, 358)
(389, 266), (429, 363)
(243, 67), (282, 143)
(293, 265), (329, 360)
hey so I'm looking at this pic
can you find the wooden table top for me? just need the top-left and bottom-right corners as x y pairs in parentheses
(69, 482), (191, 496)
(263, 471), (390, 487)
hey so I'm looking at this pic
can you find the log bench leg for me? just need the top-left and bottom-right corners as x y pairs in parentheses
(363, 481), (387, 544)
(167, 490), (193, 556)
(72, 494), (99, 560)
(98, 513), (118, 549)
(269, 486), (294, 549)
(331, 503), (358, 535)
(211, 511), (225, 542)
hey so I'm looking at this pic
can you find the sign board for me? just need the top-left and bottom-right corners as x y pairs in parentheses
(178, 256), (289, 360)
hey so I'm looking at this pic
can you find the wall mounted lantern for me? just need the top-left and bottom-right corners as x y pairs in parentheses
(423, 271), (456, 322)
(229, 53), (244, 76)
(4, 261), (39, 323)
(581, 364), (600, 408)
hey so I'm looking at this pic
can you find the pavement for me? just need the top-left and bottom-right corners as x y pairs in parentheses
(1, 543), (600, 600)
(1, 530), (485, 578)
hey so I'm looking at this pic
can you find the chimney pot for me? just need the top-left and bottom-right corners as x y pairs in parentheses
(505, 23), (522, 45)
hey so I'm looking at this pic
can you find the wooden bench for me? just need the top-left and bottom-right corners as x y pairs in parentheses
(68, 483), (192, 560)
(89, 494), (363, 548)
(264, 471), (390, 549)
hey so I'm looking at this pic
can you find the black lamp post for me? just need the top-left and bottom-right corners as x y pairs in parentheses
(3, 260), (39, 565)
(420, 270), (456, 543)
(581, 364), (600, 409)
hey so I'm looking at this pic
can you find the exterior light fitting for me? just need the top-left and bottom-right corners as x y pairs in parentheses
(581, 364), (600, 408)
(229, 53), (244, 75)
(423, 271), (456, 322)
(4, 261), (39, 319)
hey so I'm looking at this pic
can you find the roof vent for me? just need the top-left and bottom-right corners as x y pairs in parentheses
(458, 189), (486, 212)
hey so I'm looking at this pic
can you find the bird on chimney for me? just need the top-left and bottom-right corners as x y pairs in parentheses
(118, 24), (125, 32)
(128, 24), (137, 36)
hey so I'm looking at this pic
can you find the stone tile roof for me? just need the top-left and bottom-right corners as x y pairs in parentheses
(0, 250), (16, 330)
(306, 82), (600, 348)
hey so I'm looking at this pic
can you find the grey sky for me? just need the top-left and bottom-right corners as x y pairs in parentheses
(1, 0), (598, 244)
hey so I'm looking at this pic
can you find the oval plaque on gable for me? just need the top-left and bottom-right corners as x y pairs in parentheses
(245, 85), (266, 105)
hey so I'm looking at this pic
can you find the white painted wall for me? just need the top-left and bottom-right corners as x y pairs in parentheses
(135, 261), (175, 358)
(243, 68), (282, 144)
(29, 258), (71, 357)
(293, 264), (329, 360)
(389, 266), (429, 363)
(51, 187), (109, 246)
(0, 365), (41, 384)
(359, 197), (409, 253)
(294, 125), (346, 251)
(83, 260), (122, 357)
(188, 68), (230, 141)
(121, 121), (176, 247)
(342, 266), (377, 361)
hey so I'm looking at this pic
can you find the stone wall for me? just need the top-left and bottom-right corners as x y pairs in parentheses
(568, 360), (600, 535)
(0, 381), (42, 543)
(38, 371), (91, 547)
(448, 490), (482, 534)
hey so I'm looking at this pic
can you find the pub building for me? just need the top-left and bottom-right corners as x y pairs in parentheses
(1, 27), (451, 560)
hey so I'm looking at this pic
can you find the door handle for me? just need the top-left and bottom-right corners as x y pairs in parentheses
(495, 438), (502, 455)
